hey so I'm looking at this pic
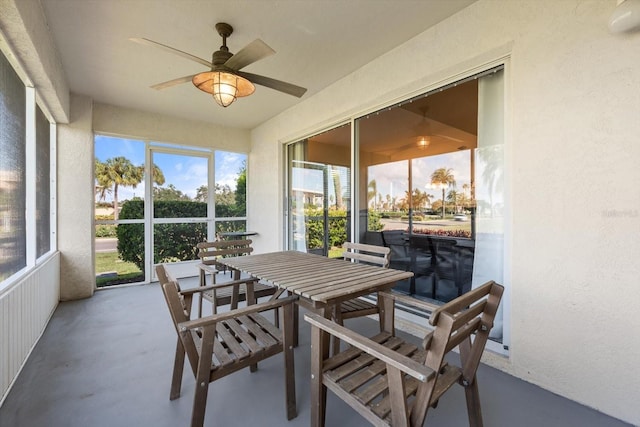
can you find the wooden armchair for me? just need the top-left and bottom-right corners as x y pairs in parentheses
(335, 242), (391, 322)
(156, 264), (297, 427)
(305, 280), (504, 427)
(331, 242), (391, 354)
(196, 239), (276, 316)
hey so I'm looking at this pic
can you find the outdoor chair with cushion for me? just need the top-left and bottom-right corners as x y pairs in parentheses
(305, 280), (504, 427)
(156, 264), (297, 427)
(381, 230), (412, 271)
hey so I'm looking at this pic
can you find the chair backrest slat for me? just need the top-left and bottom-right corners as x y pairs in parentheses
(197, 239), (253, 271)
(342, 242), (390, 268)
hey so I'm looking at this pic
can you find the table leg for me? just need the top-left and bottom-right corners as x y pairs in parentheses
(379, 291), (395, 334)
(291, 291), (299, 348)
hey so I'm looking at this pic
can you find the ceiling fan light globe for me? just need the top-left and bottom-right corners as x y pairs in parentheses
(213, 72), (238, 107)
(417, 136), (430, 149)
(192, 71), (255, 107)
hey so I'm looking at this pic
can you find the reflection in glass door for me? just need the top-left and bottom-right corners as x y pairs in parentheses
(286, 125), (351, 258)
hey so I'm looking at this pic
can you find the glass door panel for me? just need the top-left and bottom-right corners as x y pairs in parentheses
(94, 135), (146, 287)
(151, 150), (210, 278)
(214, 151), (248, 237)
(354, 67), (505, 347)
(287, 125), (351, 258)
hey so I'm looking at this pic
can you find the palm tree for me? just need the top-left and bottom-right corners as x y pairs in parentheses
(330, 166), (344, 209)
(447, 190), (459, 213)
(95, 157), (165, 220)
(367, 179), (377, 210)
(430, 167), (456, 218)
(94, 158), (112, 202)
(151, 163), (166, 188)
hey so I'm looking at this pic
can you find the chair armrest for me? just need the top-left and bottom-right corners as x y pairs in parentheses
(179, 295), (298, 330)
(378, 291), (441, 313)
(304, 312), (434, 382)
(179, 278), (260, 296)
(197, 263), (220, 274)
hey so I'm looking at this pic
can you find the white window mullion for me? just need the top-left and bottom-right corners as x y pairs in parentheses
(145, 142), (153, 282)
(208, 153), (215, 241)
(25, 86), (36, 267)
(49, 122), (57, 252)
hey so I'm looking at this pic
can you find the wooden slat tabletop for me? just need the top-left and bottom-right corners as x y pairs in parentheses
(217, 251), (413, 307)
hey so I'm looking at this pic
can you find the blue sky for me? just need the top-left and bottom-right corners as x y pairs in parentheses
(94, 135), (245, 202)
(369, 150), (472, 203)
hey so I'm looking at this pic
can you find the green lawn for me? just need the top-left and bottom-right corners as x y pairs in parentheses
(95, 252), (143, 287)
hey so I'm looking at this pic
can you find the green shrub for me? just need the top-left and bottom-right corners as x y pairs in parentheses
(302, 208), (350, 250)
(413, 228), (472, 238)
(368, 210), (384, 232)
(381, 211), (403, 219)
(95, 224), (117, 238)
(117, 199), (212, 270)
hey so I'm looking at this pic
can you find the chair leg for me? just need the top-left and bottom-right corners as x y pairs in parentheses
(191, 327), (214, 427)
(191, 381), (209, 427)
(464, 376), (484, 427)
(310, 324), (327, 427)
(283, 303), (297, 420)
(331, 305), (343, 356)
(291, 292), (299, 348)
(241, 282), (259, 372)
(198, 270), (205, 318)
(170, 339), (185, 400)
(274, 307), (280, 328)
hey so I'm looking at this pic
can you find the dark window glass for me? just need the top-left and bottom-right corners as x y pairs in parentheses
(36, 105), (51, 258)
(0, 51), (26, 280)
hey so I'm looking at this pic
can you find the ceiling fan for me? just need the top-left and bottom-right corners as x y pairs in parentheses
(410, 107), (465, 145)
(386, 109), (467, 159)
(130, 22), (307, 107)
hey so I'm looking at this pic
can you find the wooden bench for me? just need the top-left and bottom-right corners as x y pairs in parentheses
(306, 280), (504, 427)
(156, 264), (297, 427)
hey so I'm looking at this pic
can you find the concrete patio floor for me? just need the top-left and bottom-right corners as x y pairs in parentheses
(0, 277), (631, 427)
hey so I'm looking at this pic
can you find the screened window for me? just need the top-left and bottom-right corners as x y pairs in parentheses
(0, 50), (27, 281)
(36, 105), (51, 258)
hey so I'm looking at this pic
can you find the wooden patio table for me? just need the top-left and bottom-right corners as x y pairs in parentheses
(216, 250), (414, 336)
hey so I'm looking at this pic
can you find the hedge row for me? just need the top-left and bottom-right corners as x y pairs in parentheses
(116, 201), (385, 268)
(116, 200), (246, 270)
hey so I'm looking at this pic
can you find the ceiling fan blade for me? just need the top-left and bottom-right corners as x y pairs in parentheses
(130, 38), (212, 68)
(237, 71), (307, 98)
(225, 39), (275, 71)
(150, 74), (197, 90)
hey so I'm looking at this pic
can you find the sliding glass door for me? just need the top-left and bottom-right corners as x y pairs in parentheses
(284, 66), (506, 347)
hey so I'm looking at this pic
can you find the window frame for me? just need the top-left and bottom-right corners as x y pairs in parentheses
(0, 39), (57, 293)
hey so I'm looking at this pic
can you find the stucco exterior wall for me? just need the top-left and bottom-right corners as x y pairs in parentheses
(249, 0), (640, 424)
(0, 0), (69, 122)
(57, 94), (94, 300)
(93, 103), (250, 151)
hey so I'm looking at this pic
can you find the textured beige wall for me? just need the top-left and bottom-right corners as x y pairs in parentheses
(57, 94), (95, 300)
(250, 0), (640, 424)
(0, 0), (69, 122)
(93, 103), (250, 151)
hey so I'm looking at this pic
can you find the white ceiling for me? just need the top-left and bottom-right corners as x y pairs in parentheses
(40, 0), (476, 130)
